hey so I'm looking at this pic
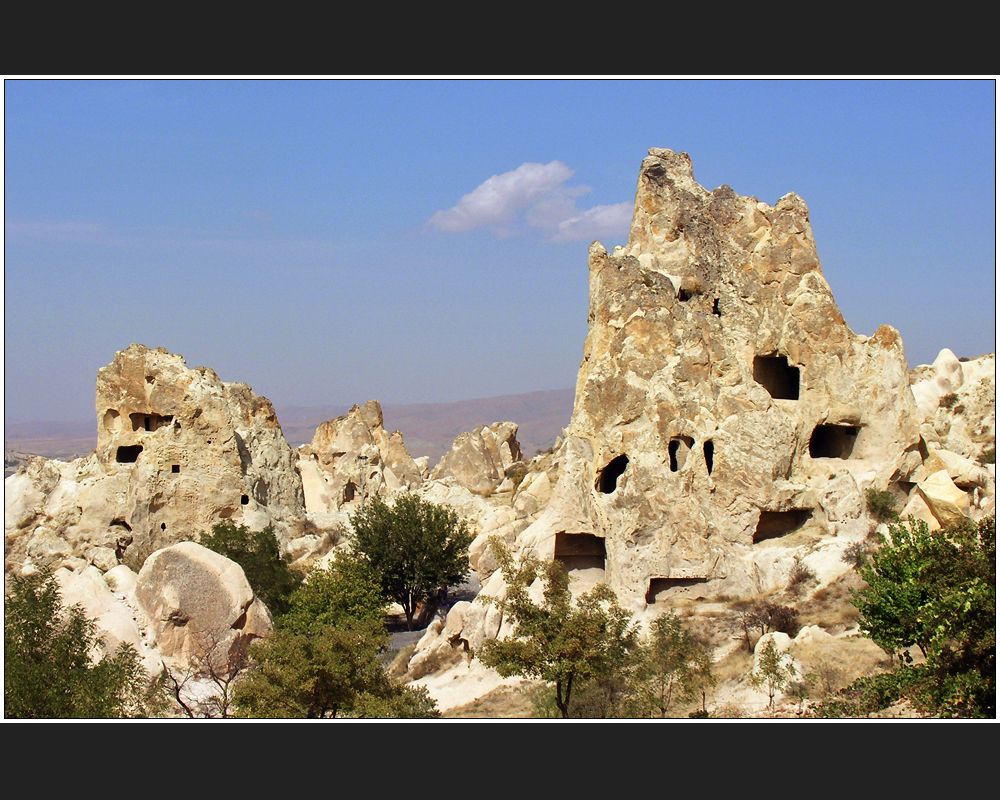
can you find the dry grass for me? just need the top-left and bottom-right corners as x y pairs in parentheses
(790, 638), (891, 699)
(443, 682), (539, 719)
(796, 570), (866, 633)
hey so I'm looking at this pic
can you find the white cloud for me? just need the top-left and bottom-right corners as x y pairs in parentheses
(429, 161), (575, 234)
(430, 161), (631, 243)
(548, 203), (633, 243)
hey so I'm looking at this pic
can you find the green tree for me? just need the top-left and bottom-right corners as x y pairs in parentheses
(5, 571), (163, 718)
(476, 538), (637, 718)
(850, 515), (995, 716)
(626, 613), (715, 718)
(199, 521), (303, 617)
(350, 493), (474, 631)
(279, 550), (387, 634)
(749, 636), (797, 709)
(231, 618), (438, 718)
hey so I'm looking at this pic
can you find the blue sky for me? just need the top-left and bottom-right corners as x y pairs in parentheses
(4, 79), (996, 425)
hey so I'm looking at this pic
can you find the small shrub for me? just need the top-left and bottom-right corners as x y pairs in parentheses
(788, 557), (816, 592)
(843, 541), (870, 568)
(939, 392), (959, 409)
(982, 447), (996, 465)
(865, 487), (898, 524)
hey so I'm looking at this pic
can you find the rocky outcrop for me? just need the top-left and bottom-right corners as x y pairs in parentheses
(430, 422), (523, 496)
(910, 349), (995, 462)
(410, 148), (995, 709)
(49, 542), (274, 716)
(5, 344), (306, 574)
(297, 400), (425, 518)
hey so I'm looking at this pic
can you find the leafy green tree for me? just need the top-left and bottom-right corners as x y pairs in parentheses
(626, 613), (715, 718)
(231, 618), (438, 718)
(476, 538), (637, 718)
(279, 550), (387, 634)
(350, 493), (474, 630)
(749, 636), (797, 709)
(199, 522), (303, 617)
(5, 571), (163, 718)
(850, 515), (994, 717)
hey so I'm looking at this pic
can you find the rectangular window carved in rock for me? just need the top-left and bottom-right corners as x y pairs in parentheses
(645, 577), (708, 604)
(753, 509), (811, 543)
(809, 425), (860, 459)
(554, 532), (606, 572)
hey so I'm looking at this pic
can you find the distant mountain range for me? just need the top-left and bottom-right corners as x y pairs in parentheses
(5, 388), (576, 468)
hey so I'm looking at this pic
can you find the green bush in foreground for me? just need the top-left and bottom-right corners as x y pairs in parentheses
(5, 571), (163, 718)
(845, 516), (995, 717)
(476, 538), (637, 719)
(231, 618), (437, 719)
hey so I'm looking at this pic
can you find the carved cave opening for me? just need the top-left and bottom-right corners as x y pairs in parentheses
(240, 494), (250, 505)
(646, 577), (709, 604)
(678, 288), (694, 302)
(668, 436), (694, 472)
(809, 424), (860, 459)
(753, 355), (800, 400)
(171, 464), (180, 473)
(130, 412), (174, 433)
(596, 455), (629, 494)
(343, 481), (358, 503)
(116, 445), (143, 463)
(704, 440), (715, 475)
(753, 509), (812, 543)
(712, 298), (721, 316)
(554, 532), (606, 573)
(103, 409), (121, 433)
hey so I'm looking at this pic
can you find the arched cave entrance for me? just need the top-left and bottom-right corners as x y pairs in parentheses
(668, 436), (694, 472)
(753, 355), (800, 400)
(809, 425), (860, 459)
(115, 445), (143, 463)
(595, 455), (629, 494)
(753, 509), (812, 543)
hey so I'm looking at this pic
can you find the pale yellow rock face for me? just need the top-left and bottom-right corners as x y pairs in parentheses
(135, 542), (272, 676)
(910, 350), (996, 461)
(430, 422), (523, 496)
(515, 148), (923, 606)
(5, 344), (305, 574)
(296, 399), (424, 515)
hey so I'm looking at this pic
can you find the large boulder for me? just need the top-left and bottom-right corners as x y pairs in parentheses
(430, 422), (523, 496)
(134, 542), (272, 676)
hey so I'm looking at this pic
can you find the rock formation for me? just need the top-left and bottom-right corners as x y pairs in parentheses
(429, 421), (523, 496)
(412, 149), (994, 705)
(135, 542), (272, 676)
(51, 541), (273, 716)
(296, 399), (426, 519)
(508, 148), (923, 606)
(5, 344), (305, 575)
